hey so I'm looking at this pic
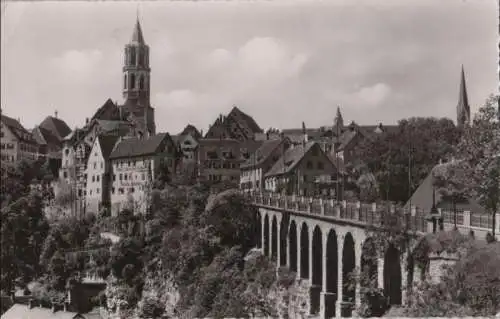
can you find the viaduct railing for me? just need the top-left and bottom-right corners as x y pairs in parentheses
(245, 191), (499, 237)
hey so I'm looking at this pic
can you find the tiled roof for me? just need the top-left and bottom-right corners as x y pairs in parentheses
(404, 163), (485, 214)
(198, 138), (240, 146)
(32, 126), (61, 147)
(39, 116), (71, 141)
(229, 106), (263, 134)
(95, 120), (131, 133)
(1, 114), (37, 144)
(179, 124), (202, 139)
(265, 141), (316, 177)
(109, 133), (171, 160)
(97, 135), (120, 160)
(90, 98), (119, 122)
(1, 304), (82, 319)
(1, 114), (26, 132)
(241, 138), (288, 169)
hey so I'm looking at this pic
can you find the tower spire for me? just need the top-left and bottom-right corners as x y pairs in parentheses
(457, 65), (470, 128)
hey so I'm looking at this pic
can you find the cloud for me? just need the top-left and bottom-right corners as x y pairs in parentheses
(154, 89), (197, 109)
(349, 83), (392, 109)
(50, 49), (104, 81)
(236, 37), (308, 81)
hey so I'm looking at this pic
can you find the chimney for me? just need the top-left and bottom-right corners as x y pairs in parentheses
(85, 118), (89, 125)
(54, 110), (58, 118)
(29, 298), (35, 309)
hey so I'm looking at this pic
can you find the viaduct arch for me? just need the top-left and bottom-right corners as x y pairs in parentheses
(258, 207), (411, 318)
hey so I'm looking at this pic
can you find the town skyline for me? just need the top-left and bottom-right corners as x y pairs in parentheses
(1, 0), (497, 134)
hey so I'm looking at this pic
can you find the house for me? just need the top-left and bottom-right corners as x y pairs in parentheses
(85, 135), (120, 214)
(0, 114), (40, 165)
(109, 133), (177, 215)
(196, 138), (242, 183)
(205, 106), (263, 141)
(264, 141), (342, 198)
(405, 162), (486, 214)
(0, 303), (85, 319)
(240, 136), (291, 192)
(175, 124), (202, 162)
(38, 114), (72, 143)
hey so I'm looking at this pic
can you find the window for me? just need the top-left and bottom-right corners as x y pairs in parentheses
(92, 175), (95, 182)
(130, 187), (135, 193)
(119, 188), (124, 194)
(141, 173), (145, 180)
(306, 161), (313, 169)
(130, 48), (136, 65)
(112, 187), (115, 194)
(113, 174), (116, 181)
(130, 74), (136, 89)
(124, 174), (128, 181)
(317, 162), (324, 170)
(90, 190), (93, 195)
(93, 162), (97, 169)
(101, 162), (103, 169)
(97, 175), (100, 182)
(97, 188), (100, 194)
(63, 172), (68, 178)
(139, 76), (145, 90)
(128, 161), (131, 167)
(119, 174), (123, 180)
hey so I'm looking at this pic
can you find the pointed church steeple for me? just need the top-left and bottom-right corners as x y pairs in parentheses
(334, 106), (344, 136)
(131, 17), (145, 45)
(457, 65), (471, 128)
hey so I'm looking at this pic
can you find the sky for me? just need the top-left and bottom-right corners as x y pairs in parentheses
(1, 0), (498, 134)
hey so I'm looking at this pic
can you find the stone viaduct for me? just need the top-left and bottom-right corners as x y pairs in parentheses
(249, 191), (499, 319)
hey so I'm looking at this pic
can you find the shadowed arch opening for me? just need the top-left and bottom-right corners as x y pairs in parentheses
(360, 237), (388, 317)
(360, 238), (378, 289)
(384, 244), (402, 306)
(325, 229), (338, 318)
(342, 232), (356, 317)
(255, 211), (262, 249)
(289, 221), (298, 273)
(271, 216), (278, 261)
(263, 215), (269, 257)
(311, 226), (323, 315)
(280, 217), (288, 266)
(300, 223), (309, 279)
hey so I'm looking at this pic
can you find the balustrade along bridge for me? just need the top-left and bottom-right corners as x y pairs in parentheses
(247, 191), (498, 319)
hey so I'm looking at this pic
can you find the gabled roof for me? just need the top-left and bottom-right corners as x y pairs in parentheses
(228, 106), (263, 134)
(266, 141), (317, 177)
(0, 304), (83, 319)
(97, 135), (120, 160)
(241, 138), (289, 169)
(109, 133), (172, 160)
(90, 98), (120, 122)
(94, 120), (132, 133)
(404, 162), (485, 214)
(1, 114), (37, 143)
(32, 126), (61, 147)
(179, 124), (202, 140)
(1, 114), (27, 132)
(39, 116), (71, 141)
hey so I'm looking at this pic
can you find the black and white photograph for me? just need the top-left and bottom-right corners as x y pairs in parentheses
(0, 0), (499, 318)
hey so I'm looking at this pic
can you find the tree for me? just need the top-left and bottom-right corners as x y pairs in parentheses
(434, 95), (500, 238)
(355, 117), (460, 203)
(1, 192), (49, 293)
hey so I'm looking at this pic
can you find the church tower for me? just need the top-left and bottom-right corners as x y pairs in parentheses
(121, 16), (156, 136)
(456, 65), (471, 128)
(123, 17), (150, 106)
